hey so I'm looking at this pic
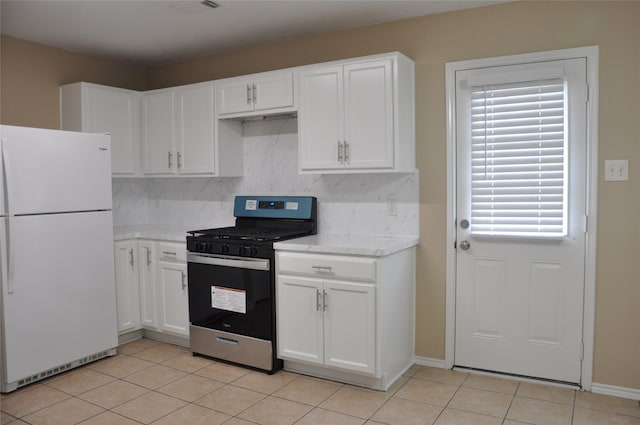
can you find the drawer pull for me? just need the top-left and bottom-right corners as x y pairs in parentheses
(311, 265), (333, 272)
(162, 251), (177, 256)
(216, 336), (239, 345)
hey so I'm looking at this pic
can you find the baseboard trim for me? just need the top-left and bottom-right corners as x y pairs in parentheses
(413, 356), (447, 369)
(591, 382), (640, 401)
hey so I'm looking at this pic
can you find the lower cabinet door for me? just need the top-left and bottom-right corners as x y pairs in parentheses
(157, 261), (189, 336)
(138, 241), (156, 328)
(277, 276), (324, 365)
(114, 240), (141, 334)
(323, 281), (376, 374)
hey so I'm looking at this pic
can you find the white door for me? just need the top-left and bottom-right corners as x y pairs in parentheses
(142, 90), (175, 175)
(298, 66), (344, 171)
(455, 59), (587, 383)
(252, 72), (294, 112)
(217, 79), (254, 115)
(324, 281), (376, 374)
(114, 240), (140, 333)
(344, 60), (394, 170)
(277, 276), (324, 365)
(157, 261), (189, 336)
(175, 84), (215, 175)
(86, 85), (137, 175)
(138, 241), (156, 328)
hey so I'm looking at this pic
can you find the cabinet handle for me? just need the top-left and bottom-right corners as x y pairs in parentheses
(312, 265), (333, 272)
(181, 272), (186, 290)
(177, 152), (182, 169)
(145, 247), (151, 266)
(168, 151), (173, 168)
(316, 289), (322, 311)
(252, 83), (257, 103)
(344, 141), (350, 163)
(337, 141), (343, 163)
(323, 290), (328, 311)
(129, 248), (134, 266)
(162, 251), (177, 256)
(247, 84), (252, 104)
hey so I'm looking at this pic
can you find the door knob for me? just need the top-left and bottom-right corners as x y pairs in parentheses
(459, 240), (471, 251)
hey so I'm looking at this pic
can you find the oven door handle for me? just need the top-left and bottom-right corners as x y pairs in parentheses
(187, 253), (270, 271)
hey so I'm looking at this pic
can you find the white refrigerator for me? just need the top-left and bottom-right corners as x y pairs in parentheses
(0, 125), (118, 393)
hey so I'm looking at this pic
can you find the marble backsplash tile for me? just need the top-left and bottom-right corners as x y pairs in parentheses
(113, 118), (418, 237)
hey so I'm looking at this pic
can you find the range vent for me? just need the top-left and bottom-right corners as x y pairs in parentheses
(14, 350), (114, 390)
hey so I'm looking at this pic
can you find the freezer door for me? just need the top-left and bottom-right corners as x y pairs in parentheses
(1, 211), (118, 384)
(0, 125), (112, 215)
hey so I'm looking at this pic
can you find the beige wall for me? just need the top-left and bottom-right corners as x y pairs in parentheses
(1, 1), (638, 390)
(0, 35), (146, 129)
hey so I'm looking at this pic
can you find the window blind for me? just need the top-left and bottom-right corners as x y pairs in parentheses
(470, 78), (568, 237)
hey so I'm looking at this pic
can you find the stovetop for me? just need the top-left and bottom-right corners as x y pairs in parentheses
(188, 226), (312, 242)
(187, 196), (317, 258)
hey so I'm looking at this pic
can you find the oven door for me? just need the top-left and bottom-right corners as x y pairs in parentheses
(187, 253), (272, 340)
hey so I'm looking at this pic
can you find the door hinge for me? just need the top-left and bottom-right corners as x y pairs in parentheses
(584, 214), (589, 234)
(584, 83), (590, 103)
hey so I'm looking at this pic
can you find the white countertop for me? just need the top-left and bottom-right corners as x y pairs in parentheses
(113, 224), (191, 243)
(273, 234), (419, 257)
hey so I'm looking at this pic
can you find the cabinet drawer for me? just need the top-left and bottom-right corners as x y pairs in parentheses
(157, 242), (187, 262)
(277, 252), (376, 282)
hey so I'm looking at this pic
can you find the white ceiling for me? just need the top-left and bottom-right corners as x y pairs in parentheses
(1, 0), (499, 66)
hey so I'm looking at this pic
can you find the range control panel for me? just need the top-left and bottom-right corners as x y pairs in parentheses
(234, 196), (317, 220)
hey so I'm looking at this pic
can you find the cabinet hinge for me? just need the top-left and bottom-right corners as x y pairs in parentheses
(580, 341), (584, 361)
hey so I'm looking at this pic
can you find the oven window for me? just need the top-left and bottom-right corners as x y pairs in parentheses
(188, 262), (272, 340)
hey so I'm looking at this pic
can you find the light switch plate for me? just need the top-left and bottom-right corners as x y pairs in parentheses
(604, 159), (629, 181)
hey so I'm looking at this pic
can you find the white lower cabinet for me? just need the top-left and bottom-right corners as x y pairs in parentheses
(138, 241), (156, 328)
(113, 239), (189, 339)
(276, 248), (415, 390)
(114, 240), (141, 333)
(156, 248), (189, 336)
(278, 276), (375, 374)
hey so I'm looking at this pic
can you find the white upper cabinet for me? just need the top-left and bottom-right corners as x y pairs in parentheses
(217, 70), (295, 118)
(142, 82), (242, 177)
(298, 53), (415, 174)
(60, 82), (140, 176)
(142, 89), (175, 175)
(175, 83), (216, 174)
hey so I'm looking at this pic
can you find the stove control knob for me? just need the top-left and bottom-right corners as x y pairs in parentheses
(194, 242), (203, 251)
(241, 246), (252, 256)
(250, 247), (259, 257)
(221, 245), (230, 254)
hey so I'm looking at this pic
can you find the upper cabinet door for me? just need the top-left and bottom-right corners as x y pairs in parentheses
(175, 83), (215, 175)
(142, 90), (175, 175)
(218, 80), (254, 116)
(59, 82), (140, 176)
(217, 71), (295, 118)
(298, 66), (344, 171)
(86, 86), (138, 175)
(252, 72), (294, 113)
(344, 60), (394, 170)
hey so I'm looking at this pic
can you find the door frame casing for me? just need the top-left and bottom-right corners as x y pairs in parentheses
(444, 46), (599, 389)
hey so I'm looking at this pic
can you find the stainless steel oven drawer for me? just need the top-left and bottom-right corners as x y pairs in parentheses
(190, 325), (274, 371)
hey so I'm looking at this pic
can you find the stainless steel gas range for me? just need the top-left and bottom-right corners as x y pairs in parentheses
(186, 196), (317, 373)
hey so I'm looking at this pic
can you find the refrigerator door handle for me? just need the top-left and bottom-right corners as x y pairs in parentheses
(1, 137), (14, 293)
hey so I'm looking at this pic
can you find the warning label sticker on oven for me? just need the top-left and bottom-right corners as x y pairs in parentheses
(245, 200), (257, 210)
(211, 286), (246, 314)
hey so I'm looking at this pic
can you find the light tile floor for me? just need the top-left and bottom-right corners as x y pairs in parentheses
(2, 339), (639, 425)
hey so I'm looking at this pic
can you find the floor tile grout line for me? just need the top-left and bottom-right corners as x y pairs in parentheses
(501, 380), (520, 424)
